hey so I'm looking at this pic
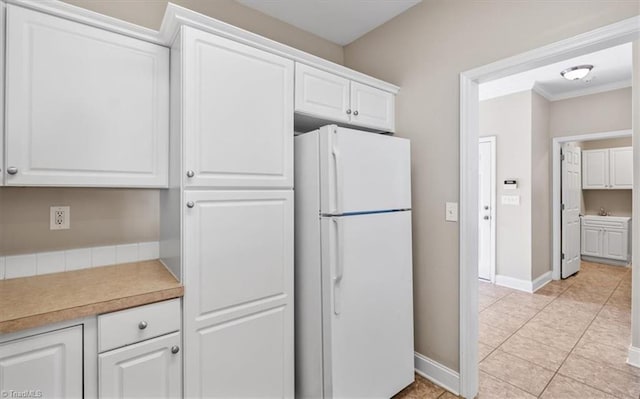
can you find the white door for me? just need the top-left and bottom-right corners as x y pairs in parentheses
(581, 225), (602, 257)
(5, 5), (169, 187)
(321, 211), (414, 398)
(99, 332), (181, 398)
(478, 139), (494, 281)
(602, 228), (627, 260)
(183, 190), (293, 398)
(582, 149), (609, 189)
(562, 144), (582, 278)
(350, 81), (395, 132)
(319, 126), (411, 214)
(295, 63), (351, 123)
(182, 27), (293, 188)
(609, 147), (633, 189)
(0, 326), (83, 399)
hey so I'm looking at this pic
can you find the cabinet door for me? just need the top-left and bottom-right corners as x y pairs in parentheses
(582, 149), (609, 189)
(5, 5), (169, 187)
(183, 190), (293, 398)
(183, 27), (293, 188)
(581, 226), (602, 257)
(350, 81), (395, 132)
(602, 228), (628, 261)
(99, 332), (181, 399)
(0, 326), (82, 399)
(295, 63), (351, 124)
(609, 147), (633, 189)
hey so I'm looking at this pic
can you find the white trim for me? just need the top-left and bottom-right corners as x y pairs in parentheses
(580, 255), (630, 267)
(548, 79), (632, 102)
(551, 129), (632, 280)
(532, 271), (553, 292)
(460, 16), (640, 399)
(479, 136), (497, 283)
(414, 352), (460, 396)
(628, 346), (640, 368)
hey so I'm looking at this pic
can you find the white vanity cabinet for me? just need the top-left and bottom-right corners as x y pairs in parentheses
(295, 63), (395, 132)
(4, 4), (169, 187)
(0, 325), (84, 399)
(97, 299), (182, 399)
(582, 147), (632, 190)
(581, 216), (631, 264)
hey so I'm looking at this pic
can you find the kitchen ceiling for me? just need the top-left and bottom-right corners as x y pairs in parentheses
(480, 42), (632, 101)
(236, 0), (421, 45)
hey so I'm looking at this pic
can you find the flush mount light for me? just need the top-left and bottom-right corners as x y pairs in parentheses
(560, 65), (594, 81)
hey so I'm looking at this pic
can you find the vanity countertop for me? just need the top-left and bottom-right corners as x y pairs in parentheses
(581, 215), (631, 222)
(0, 259), (183, 334)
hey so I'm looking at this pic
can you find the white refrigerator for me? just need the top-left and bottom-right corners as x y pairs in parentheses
(295, 125), (414, 399)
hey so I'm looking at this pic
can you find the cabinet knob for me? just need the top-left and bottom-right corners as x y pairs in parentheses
(138, 321), (148, 330)
(186, 170), (195, 178)
(346, 109), (352, 115)
(171, 345), (180, 354)
(186, 201), (195, 208)
(483, 215), (490, 220)
(7, 166), (18, 175)
(353, 110), (359, 116)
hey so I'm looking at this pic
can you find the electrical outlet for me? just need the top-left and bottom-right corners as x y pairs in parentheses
(50, 206), (70, 230)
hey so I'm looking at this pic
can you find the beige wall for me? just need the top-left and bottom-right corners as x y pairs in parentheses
(343, 0), (639, 370)
(61, 0), (344, 64)
(0, 188), (159, 255)
(583, 190), (632, 216)
(531, 92), (551, 280)
(550, 87), (632, 137)
(480, 91), (533, 281)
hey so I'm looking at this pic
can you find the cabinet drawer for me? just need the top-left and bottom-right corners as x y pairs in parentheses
(581, 218), (627, 230)
(98, 299), (180, 352)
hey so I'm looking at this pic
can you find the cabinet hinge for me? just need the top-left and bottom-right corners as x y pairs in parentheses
(561, 203), (565, 211)
(561, 253), (565, 260)
(561, 154), (565, 161)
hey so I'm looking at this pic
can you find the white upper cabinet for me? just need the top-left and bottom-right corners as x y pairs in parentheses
(582, 147), (632, 190)
(295, 63), (351, 123)
(294, 63), (396, 132)
(5, 5), (169, 187)
(182, 27), (294, 189)
(0, 326), (83, 399)
(609, 147), (633, 189)
(350, 81), (395, 132)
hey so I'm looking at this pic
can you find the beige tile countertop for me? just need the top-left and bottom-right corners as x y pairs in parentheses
(0, 259), (183, 334)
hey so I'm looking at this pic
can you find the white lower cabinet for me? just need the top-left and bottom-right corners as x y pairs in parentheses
(99, 332), (182, 399)
(581, 216), (631, 263)
(0, 326), (83, 399)
(183, 190), (294, 398)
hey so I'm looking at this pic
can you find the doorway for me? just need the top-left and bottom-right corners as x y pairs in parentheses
(458, 18), (640, 399)
(478, 137), (496, 282)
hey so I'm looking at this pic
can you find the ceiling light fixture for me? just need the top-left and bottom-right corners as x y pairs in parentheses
(560, 65), (594, 81)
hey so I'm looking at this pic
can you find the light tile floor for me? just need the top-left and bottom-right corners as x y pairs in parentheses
(395, 261), (636, 399)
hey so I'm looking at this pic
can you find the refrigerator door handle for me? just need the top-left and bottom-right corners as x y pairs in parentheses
(332, 145), (343, 215)
(333, 217), (344, 315)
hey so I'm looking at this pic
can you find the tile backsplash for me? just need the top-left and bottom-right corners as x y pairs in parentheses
(0, 241), (160, 280)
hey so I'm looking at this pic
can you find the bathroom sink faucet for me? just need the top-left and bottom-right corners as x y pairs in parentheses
(599, 207), (610, 216)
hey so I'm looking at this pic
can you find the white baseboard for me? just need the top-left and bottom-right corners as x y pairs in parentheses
(494, 271), (552, 293)
(414, 352), (460, 395)
(628, 346), (640, 368)
(494, 274), (532, 293)
(581, 255), (630, 267)
(532, 271), (552, 292)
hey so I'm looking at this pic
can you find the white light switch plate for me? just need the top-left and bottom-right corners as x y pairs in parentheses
(445, 202), (458, 222)
(501, 195), (520, 206)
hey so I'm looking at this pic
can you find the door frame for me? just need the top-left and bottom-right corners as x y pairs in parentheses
(478, 136), (497, 283)
(458, 16), (640, 398)
(552, 129), (632, 280)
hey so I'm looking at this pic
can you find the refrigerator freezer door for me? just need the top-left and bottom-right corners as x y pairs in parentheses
(321, 211), (414, 398)
(320, 126), (411, 215)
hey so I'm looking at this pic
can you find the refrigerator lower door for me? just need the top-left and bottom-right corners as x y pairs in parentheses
(321, 211), (414, 398)
(319, 125), (411, 215)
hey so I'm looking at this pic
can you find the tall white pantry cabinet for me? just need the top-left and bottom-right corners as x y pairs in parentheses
(162, 25), (294, 398)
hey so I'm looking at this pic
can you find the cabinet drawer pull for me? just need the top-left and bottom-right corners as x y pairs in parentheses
(138, 321), (148, 330)
(171, 345), (180, 354)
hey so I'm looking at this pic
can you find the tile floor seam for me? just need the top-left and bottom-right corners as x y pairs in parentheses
(479, 370), (543, 398)
(537, 272), (627, 398)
